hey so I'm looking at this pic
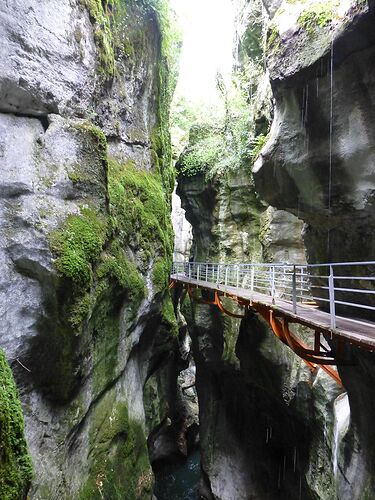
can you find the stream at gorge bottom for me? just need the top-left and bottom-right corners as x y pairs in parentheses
(153, 450), (201, 499)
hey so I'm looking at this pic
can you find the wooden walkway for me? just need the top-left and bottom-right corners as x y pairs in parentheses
(171, 274), (375, 351)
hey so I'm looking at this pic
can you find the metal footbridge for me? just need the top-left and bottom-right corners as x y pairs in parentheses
(170, 261), (375, 385)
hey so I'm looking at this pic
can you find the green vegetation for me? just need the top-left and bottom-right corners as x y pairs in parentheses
(176, 70), (269, 180)
(49, 208), (108, 288)
(298, 1), (337, 33)
(80, 0), (119, 77)
(108, 158), (173, 282)
(150, 0), (181, 194)
(80, 396), (153, 499)
(177, 126), (223, 177)
(0, 350), (32, 499)
(238, 0), (263, 63)
(266, 24), (281, 53)
(160, 294), (179, 337)
(249, 133), (269, 162)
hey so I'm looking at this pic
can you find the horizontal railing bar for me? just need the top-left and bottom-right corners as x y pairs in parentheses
(335, 314), (375, 329)
(334, 287), (375, 295)
(304, 261), (375, 268)
(177, 261), (375, 268)
(311, 285), (375, 295)
(172, 262), (375, 331)
(334, 301), (375, 311)
(332, 276), (375, 281)
(310, 296), (330, 303)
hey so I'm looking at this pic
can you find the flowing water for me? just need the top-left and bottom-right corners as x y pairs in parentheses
(153, 450), (201, 500)
(332, 393), (350, 475)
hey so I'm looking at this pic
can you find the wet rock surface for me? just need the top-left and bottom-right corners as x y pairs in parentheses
(0, 0), (178, 497)
(176, 127), (345, 497)
(254, 1), (375, 497)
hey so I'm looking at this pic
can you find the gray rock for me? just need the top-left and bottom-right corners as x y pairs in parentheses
(0, 0), (96, 116)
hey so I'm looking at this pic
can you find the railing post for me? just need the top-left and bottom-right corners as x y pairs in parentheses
(216, 264), (220, 284)
(197, 264), (200, 282)
(292, 265), (297, 314)
(225, 266), (228, 286)
(206, 264), (208, 282)
(188, 262), (191, 279)
(250, 266), (255, 292)
(329, 265), (336, 329)
(271, 266), (276, 303)
(236, 265), (240, 288)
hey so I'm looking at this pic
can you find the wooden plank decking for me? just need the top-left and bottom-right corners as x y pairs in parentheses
(171, 274), (375, 351)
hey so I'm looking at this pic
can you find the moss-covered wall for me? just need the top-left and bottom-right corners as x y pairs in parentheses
(0, 0), (181, 498)
(0, 350), (32, 499)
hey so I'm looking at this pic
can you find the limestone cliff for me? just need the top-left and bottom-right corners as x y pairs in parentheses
(254, 0), (375, 497)
(174, 1), (357, 498)
(0, 0), (180, 498)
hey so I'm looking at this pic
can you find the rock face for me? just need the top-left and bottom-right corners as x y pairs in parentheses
(172, 187), (193, 262)
(177, 158), (345, 498)
(254, 1), (375, 497)
(175, 88), (346, 500)
(173, 1), (373, 497)
(254, 0), (375, 264)
(0, 1), (180, 498)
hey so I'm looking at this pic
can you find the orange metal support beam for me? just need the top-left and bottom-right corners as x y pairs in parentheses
(179, 281), (343, 385)
(214, 292), (246, 319)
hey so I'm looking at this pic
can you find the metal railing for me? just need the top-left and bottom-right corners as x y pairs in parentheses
(171, 261), (375, 330)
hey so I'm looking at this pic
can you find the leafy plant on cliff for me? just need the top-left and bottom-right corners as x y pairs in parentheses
(176, 63), (269, 180)
(177, 126), (224, 177)
(0, 350), (32, 499)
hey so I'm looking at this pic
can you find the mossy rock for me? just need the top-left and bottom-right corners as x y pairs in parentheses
(298, 1), (339, 34)
(80, 394), (153, 499)
(0, 349), (32, 499)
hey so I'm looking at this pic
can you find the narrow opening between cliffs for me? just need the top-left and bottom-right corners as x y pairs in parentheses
(151, 0), (236, 497)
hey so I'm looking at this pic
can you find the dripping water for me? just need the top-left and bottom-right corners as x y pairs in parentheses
(332, 393), (350, 476)
(327, 38), (334, 256)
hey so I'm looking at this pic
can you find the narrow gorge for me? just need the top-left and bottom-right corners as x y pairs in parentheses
(0, 1), (374, 499)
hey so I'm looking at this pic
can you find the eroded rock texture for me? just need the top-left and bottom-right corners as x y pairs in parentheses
(176, 122), (345, 498)
(254, 1), (375, 497)
(254, 1), (375, 264)
(0, 1), (180, 498)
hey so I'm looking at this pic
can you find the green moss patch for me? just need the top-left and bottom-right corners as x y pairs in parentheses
(298, 1), (338, 33)
(49, 208), (108, 288)
(160, 293), (178, 337)
(80, 396), (153, 499)
(0, 350), (32, 499)
(266, 24), (281, 54)
(81, 0), (119, 77)
(108, 157), (173, 289)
